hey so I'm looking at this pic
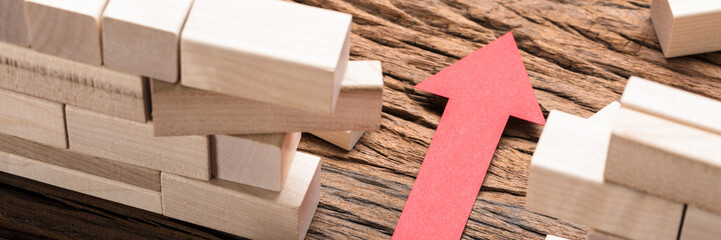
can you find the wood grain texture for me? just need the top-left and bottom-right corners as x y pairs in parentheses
(606, 107), (721, 214)
(163, 151), (321, 240)
(651, 0), (721, 57)
(212, 133), (301, 191)
(0, 41), (147, 122)
(181, 0), (351, 114)
(2, 0), (721, 239)
(102, 0), (193, 82)
(586, 230), (629, 240)
(66, 106), (210, 180)
(310, 130), (365, 151)
(152, 60), (383, 136)
(0, 89), (65, 149)
(0, 0), (30, 46)
(25, 0), (107, 65)
(680, 206), (721, 240)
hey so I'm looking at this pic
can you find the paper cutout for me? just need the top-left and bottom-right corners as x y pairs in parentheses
(392, 32), (545, 240)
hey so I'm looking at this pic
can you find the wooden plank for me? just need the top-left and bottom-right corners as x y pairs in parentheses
(102, 0), (193, 82)
(0, 0), (30, 46)
(212, 132), (301, 191)
(66, 106), (210, 180)
(0, 41), (147, 122)
(152, 60), (383, 136)
(25, 0), (107, 65)
(586, 230), (629, 240)
(0, 132), (160, 191)
(621, 76), (721, 136)
(0, 89), (65, 148)
(605, 106), (721, 214)
(310, 130), (365, 151)
(680, 206), (721, 240)
(0, 151), (162, 213)
(651, 0), (721, 57)
(526, 109), (684, 240)
(181, 0), (351, 114)
(162, 151), (321, 240)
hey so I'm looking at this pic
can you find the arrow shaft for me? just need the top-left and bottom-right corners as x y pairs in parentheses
(392, 101), (509, 240)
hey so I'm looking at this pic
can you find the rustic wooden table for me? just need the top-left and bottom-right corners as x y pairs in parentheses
(2, 0), (720, 239)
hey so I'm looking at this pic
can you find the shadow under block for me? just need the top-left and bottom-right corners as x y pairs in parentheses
(212, 132), (301, 191)
(0, 41), (147, 122)
(162, 151), (321, 240)
(651, 0), (721, 57)
(0, 151), (162, 213)
(181, 0), (351, 114)
(605, 107), (721, 214)
(102, 0), (193, 82)
(66, 106), (210, 180)
(25, 0), (107, 65)
(0, 0), (30, 46)
(152, 60), (383, 136)
(310, 130), (365, 151)
(526, 110), (684, 240)
(0, 89), (65, 148)
(680, 206), (721, 240)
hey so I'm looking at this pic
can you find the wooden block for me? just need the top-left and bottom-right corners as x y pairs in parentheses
(152, 60), (383, 136)
(0, 151), (162, 213)
(310, 130), (365, 151)
(0, 89), (65, 148)
(25, 0), (107, 65)
(66, 106), (210, 180)
(651, 0), (721, 57)
(545, 235), (568, 240)
(102, 0), (193, 82)
(605, 107), (721, 214)
(680, 206), (721, 240)
(0, 132), (160, 191)
(181, 0), (351, 114)
(0, 0), (30, 46)
(212, 132), (301, 191)
(162, 151), (321, 240)
(586, 230), (629, 240)
(526, 109), (684, 240)
(0, 41), (147, 122)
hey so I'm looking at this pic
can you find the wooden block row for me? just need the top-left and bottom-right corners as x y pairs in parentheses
(651, 0), (721, 57)
(181, 0), (351, 114)
(0, 0), (30, 46)
(151, 60), (384, 136)
(213, 133), (301, 191)
(0, 88), (66, 148)
(310, 130), (365, 151)
(162, 151), (322, 240)
(680, 206), (721, 240)
(0, 41), (147, 122)
(526, 108), (684, 240)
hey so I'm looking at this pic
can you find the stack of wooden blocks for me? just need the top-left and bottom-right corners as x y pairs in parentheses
(0, 0), (383, 239)
(527, 77), (721, 240)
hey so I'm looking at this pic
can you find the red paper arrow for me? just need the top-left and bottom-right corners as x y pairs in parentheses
(392, 32), (545, 239)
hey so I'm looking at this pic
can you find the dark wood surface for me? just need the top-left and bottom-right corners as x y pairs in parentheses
(2, 0), (721, 239)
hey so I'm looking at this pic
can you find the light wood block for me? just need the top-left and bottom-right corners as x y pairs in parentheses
(152, 60), (383, 136)
(0, 132), (160, 191)
(586, 230), (629, 240)
(0, 41), (147, 122)
(680, 206), (721, 240)
(310, 130), (365, 151)
(212, 132), (301, 191)
(66, 106), (210, 180)
(545, 236), (568, 240)
(0, 89), (65, 148)
(102, 0), (193, 82)
(621, 76), (721, 136)
(25, 0), (107, 65)
(162, 151), (321, 240)
(181, 0), (351, 114)
(0, 0), (30, 46)
(0, 151), (162, 213)
(526, 109), (684, 240)
(651, 0), (721, 57)
(605, 107), (721, 214)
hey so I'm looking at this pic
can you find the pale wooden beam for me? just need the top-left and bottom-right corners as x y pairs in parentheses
(680, 206), (721, 240)
(310, 130), (365, 151)
(0, 89), (65, 148)
(102, 0), (193, 82)
(25, 0), (107, 65)
(162, 151), (321, 240)
(181, 0), (351, 114)
(0, 0), (30, 46)
(651, 0), (721, 57)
